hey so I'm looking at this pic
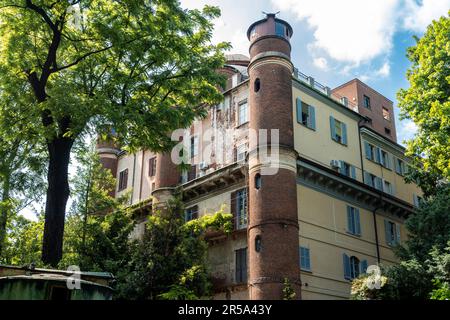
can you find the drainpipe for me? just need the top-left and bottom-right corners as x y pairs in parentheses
(138, 150), (145, 201)
(372, 205), (382, 264)
(130, 153), (137, 205)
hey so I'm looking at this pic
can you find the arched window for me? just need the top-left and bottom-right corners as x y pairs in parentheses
(255, 173), (262, 190)
(350, 256), (360, 279)
(254, 78), (261, 93)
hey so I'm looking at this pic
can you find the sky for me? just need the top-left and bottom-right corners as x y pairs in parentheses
(181, 0), (449, 144)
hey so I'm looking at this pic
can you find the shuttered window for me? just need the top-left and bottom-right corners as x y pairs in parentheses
(296, 98), (316, 130)
(384, 219), (401, 246)
(235, 248), (248, 283)
(148, 157), (157, 177)
(300, 247), (311, 271)
(330, 116), (348, 145)
(118, 169), (128, 191)
(343, 254), (368, 280)
(347, 206), (361, 236)
(184, 206), (198, 222)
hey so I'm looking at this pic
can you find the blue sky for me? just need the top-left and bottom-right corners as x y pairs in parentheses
(182, 0), (450, 144)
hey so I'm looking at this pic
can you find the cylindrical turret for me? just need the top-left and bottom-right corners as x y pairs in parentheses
(96, 139), (121, 197)
(247, 13), (301, 300)
(152, 152), (179, 207)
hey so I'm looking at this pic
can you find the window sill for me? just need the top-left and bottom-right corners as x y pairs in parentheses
(298, 123), (316, 131)
(332, 139), (348, 147)
(236, 121), (249, 129)
(300, 268), (312, 274)
(346, 231), (361, 238)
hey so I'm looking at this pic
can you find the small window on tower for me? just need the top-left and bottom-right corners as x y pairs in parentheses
(254, 78), (261, 92)
(382, 107), (391, 121)
(275, 22), (285, 37)
(255, 173), (261, 190)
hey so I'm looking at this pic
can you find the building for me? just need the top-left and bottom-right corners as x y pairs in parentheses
(97, 14), (422, 300)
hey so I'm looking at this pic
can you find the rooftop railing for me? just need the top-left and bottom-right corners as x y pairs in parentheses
(293, 68), (359, 112)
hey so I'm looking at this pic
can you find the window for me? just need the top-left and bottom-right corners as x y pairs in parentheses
(380, 149), (391, 169)
(296, 98), (316, 130)
(275, 22), (285, 37)
(383, 180), (393, 195)
(236, 144), (247, 162)
(235, 248), (247, 283)
(344, 254), (368, 280)
(413, 194), (423, 208)
(364, 171), (383, 191)
(255, 235), (262, 252)
(118, 169), (128, 191)
(254, 173), (262, 190)
(364, 141), (391, 169)
(300, 247), (311, 271)
(384, 220), (401, 246)
(385, 127), (391, 136)
(364, 141), (377, 161)
(395, 158), (405, 176)
(185, 206), (198, 222)
(382, 107), (390, 121)
(347, 206), (361, 236)
(250, 27), (257, 39)
(190, 136), (198, 158)
(330, 116), (348, 145)
(254, 78), (261, 92)
(338, 161), (356, 179)
(363, 95), (371, 109)
(238, 102), (249, 126)
(236, 189), (248, 229)
(232, 74), (239, 88)
(148, 157), (157, 177)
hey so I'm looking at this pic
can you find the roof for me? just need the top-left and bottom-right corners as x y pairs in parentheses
(0, 264), (114, 279)
(225, 54), (250, 62)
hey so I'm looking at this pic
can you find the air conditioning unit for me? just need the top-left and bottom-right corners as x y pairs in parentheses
(199, 162), (209, 171)
(330, 160), (340, 169)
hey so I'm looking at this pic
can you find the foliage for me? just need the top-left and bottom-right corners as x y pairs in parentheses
(116, 198), (232, 300)
(0, 0), (229, 265)
(351, 274), (389, 300)
(396, 184), (450, 262)
(0, 213), (45, 266)
(397, 12), (450, 192)
(282, 278), (296, 300)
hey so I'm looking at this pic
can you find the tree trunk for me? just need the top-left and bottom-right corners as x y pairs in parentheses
(41, 137), (74, 266)
(0, 177), (11, 257)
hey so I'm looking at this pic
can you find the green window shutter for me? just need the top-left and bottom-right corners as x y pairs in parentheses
(330, 116), (336, 141)
(396, 224), (401, 244)
(338, 160), (345, 175)
(347, 206), (353, 233)
(413, 194), (419, 207)
(296, 98), (302, 124)
(395, 158), (401, 174)
(355, 209), (361, 235)
(387, 154), (393, 169)
(343, 253), (351, 280)
(341, 122), (348, 145)
(360, 260), (368, 274)
(375, 177), (383, 191)
(309, 105), (316, 130)
(350, 166), (357, 179)
(384, 220), (391, 245)
(375, 147), (382, 164)
(364, 141), (372, 160)
(364, 171), (372, 187)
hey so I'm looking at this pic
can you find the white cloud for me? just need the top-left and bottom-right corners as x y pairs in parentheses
(397, 118), (418, 143)
(376, 62), (391, 77)
(403, 0), (450, 32)
(272, 0), (401, 64)
(313, 57), (329, 70)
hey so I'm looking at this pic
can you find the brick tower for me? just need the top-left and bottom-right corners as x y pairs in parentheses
(247, 13), (301, 300)
(152, 152), (179, 208)
(96, 138), (121, 197)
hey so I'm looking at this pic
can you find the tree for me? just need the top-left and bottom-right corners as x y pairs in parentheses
(0, 0), (229, 266)
(397, 11), (450, 194)
(0, 96), (46, 257)
(117, 199), (232, 300)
